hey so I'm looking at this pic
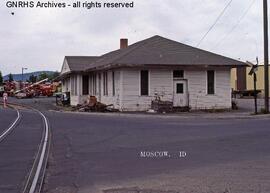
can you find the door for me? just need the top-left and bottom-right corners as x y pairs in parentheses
(173, 80), (188, 107)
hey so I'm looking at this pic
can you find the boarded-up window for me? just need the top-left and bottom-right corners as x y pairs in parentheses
(103, 72), (108, 96)
(112, 71), (115, 96)
(141, 70), (149, 96)
(82, 75), (89, 95)
(207, 70), (215, 95)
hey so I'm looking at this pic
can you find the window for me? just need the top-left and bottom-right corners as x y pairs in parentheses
(176, 83), (184, 94)
(141, 70), (149, 96)
(112, 71), (115, 96)
(103, 72), (108, 96)
(207, 70), (215, 94)
(173, 70), (184, 78)
(82, 75), (89, 95)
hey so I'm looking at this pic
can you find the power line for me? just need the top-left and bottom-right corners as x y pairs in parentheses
(214, 0), (256, 49)
(197, 0), (233, 47)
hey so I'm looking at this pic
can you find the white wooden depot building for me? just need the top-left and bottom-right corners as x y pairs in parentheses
(59, 35), (246, 111)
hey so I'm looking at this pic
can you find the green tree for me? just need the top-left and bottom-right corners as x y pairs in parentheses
(49, 71), (60, 81)
(29, 74), (37, 83)
(38, 72), (49, 81)
(0, 71), (3, 86)
(8, 73), (14, 82)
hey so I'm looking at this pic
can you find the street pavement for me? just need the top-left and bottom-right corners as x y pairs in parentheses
(0, 108), (17, 134)
(1, 98), (270, 193)
(43, 109), (270, 193)
(234, 98), (270, 113)
(0, 108), (43, 193)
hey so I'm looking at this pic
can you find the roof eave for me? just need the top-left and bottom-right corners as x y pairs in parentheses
(85, 62), (248, 71)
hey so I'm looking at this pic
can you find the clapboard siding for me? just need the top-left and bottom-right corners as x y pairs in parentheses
(120, 68), (231, 111)
(62, 77), (71, 93)
(68, 67), (232, 111)
(99, 70), (121, 109)
(186, 69), (231, 109)
(150, 69), (173, 101)
(69, 74), (88, 105)
(60, 59), (70, 74)
(120, 69), (173, 111)
(70, 71), (122, 108)
(121, 69), (150, 111)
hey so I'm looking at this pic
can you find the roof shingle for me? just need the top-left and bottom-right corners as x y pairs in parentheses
(65, 56), (99, 72)
(86, 35), (246, 70)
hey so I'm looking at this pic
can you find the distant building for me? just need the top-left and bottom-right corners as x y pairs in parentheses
(59, 35), (246, 111)
(231, 65), (270, 96)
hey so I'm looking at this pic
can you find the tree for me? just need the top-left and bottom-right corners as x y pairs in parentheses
(8, 73), (14, 82)
(49, 71), (60, 81)
(38, 72), (49, 81)
(29, 74), (37, 83)
(37, 71), (60, 82)
(0, 71), (3, 86)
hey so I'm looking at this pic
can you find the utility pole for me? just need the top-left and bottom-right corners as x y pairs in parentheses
(263, 0), (269, 113)
(21, 67), (27, 82)
(254, 57), (259, 114)
(21, 67), (27, 90)
(247, 59), (259, 114)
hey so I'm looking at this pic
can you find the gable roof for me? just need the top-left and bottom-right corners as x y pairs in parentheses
(65, 56), (99, 72)
(86, 35), (246, 71)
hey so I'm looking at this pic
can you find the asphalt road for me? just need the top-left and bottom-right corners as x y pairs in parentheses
(0, 108), (18, 134)
(42, 110), (270, 193)
(1, 98), (270, 193)
(0, 107), (43, 193)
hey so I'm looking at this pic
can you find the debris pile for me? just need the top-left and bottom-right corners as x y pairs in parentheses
(3, 82), (18, 96)
(73, 96), (119, 112)
(151, 99), (173, 113)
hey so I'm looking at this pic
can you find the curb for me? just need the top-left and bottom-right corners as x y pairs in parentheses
(48, 109), (270, 120)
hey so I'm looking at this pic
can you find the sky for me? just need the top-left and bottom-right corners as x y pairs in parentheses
(0, 0), (264, 75)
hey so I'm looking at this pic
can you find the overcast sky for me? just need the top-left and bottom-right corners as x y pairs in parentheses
(0, 0), (264, 75)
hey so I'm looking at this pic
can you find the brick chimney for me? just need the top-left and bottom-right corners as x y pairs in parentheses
(120, 38), (128, 49)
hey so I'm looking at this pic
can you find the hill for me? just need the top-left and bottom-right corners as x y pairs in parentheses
(3, 71), (55, 81)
